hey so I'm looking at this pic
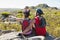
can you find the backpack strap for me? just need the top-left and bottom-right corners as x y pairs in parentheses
(35, 16), (46, 28)
(40, 17), (46, 27)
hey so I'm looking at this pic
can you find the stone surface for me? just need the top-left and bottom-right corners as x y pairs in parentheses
(0, 32), (45, 40)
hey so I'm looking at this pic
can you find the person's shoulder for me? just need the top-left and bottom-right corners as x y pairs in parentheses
(40, 16), (46, 20)
(41, 16), (45, 19)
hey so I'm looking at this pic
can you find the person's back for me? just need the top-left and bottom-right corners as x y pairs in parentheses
(34, 16), (46, 36)
(34, 9), (46, 36)
(18, 6), (33, 37)
(22, 18), (32, 36)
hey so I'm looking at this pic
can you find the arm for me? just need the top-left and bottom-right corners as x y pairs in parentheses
(10, 16), (23, 23)
(16, 18), (23, 22)
(22, 19), (35, 34)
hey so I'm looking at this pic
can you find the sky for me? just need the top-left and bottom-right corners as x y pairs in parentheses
(0, 0), (60, 9)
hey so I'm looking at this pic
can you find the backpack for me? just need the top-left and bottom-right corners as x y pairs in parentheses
(22, 18), (32, 35)
(35, 16), (46, 36)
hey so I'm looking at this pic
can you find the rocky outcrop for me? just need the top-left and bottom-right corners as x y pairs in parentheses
(0, 31), (56, 40)
(54, 37), (60, 40)
(0, 29), (16, 36)
(0, 32), (45, 40)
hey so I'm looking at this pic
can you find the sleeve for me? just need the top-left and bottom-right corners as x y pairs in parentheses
(41, 17), (46, 27)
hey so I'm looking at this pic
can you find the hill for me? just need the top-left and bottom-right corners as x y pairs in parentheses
(31, 4), (58, 10)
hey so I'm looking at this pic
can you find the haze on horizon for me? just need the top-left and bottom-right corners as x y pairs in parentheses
(0, 0), (60, 9)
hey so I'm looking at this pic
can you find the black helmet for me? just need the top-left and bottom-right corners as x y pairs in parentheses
(36, 9), (43, 14)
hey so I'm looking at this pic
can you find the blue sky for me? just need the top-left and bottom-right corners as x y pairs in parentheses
(0, 0), (60, 9)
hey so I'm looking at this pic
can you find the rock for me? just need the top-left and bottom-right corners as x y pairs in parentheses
(0, 32), (45, 40)
(0, 30), (2, 36)
(45, 32), (55, 40)
(0, 32), (20, 40)
(28, 36), (45, 40)
(2, 29), (16, 34)
(45, 35), (55, 40)
(54, 37), (60, 40)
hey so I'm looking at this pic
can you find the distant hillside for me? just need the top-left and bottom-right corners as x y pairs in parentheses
(0, 8), (21, 16)
(0, 4), (59, 16)
(0, 8), (21, 12)
(0, 4), (59, 13)
(36, 4), (49, 8)
(31, 4), (58, 10)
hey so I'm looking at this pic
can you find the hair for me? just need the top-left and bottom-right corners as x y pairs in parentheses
(23, 6), (30, 18)
(25, 6), (29, 9)
(24, 10), (30, 17)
